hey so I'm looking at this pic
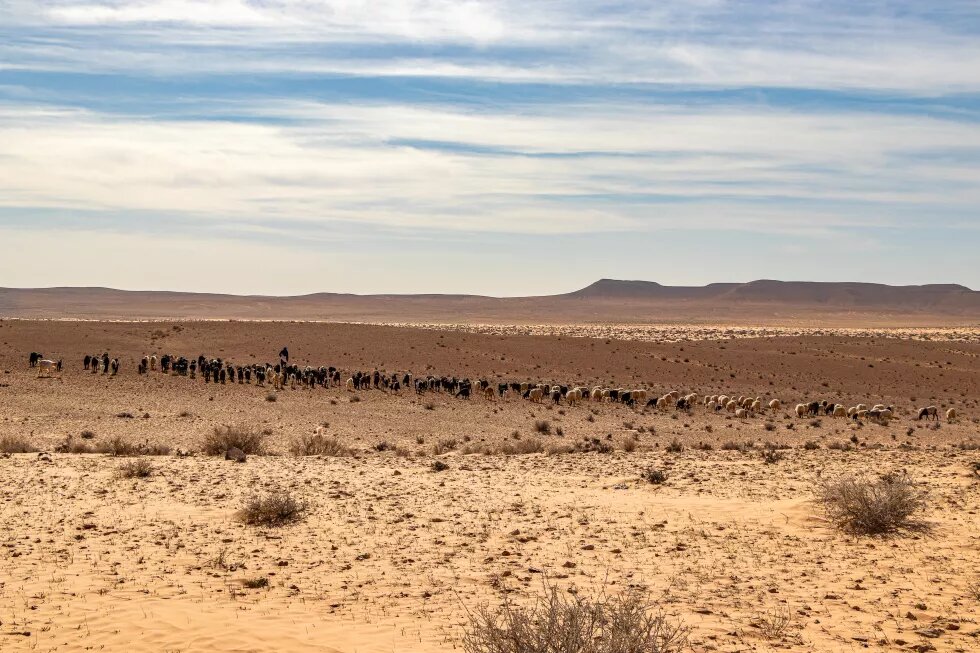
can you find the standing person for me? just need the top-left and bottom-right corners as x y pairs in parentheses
(279, 346), (289, 365)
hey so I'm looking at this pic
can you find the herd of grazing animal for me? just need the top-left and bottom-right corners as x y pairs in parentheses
(29, 349), (963, 423)
(83, 353), (119, 376)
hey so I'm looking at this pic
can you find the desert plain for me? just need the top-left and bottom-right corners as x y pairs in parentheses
(1, 318), (979, 652)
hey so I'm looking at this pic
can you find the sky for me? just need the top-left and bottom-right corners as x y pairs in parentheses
(1, 1), (979, 295)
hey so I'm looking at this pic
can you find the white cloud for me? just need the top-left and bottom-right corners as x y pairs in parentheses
(1, 101), (977, 239)
(2, 1), (979, 92)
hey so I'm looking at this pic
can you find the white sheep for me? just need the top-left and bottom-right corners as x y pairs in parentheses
(795, 403), (807, 418)
(769, 399), (781, 412)
(946, 408), (957, 421)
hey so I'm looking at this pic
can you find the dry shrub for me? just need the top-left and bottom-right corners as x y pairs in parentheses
(239, 489), (308, 527)
(827, 441), (852, 451)
(622, 437), (638, 453)
(499, 439), (545, 455)
(533, 420), (552, 435)
(665, 439), (683, 453)
(643, 468), (668, 485)
(967, 578), (980, 602)
(433, 437), (458, 455)
(574, 437), (614, 454)
(118, 458), (153, 479)
(721, 440), (748, 453)
(243, 576), (269, 589)
(754, 606), (794, 641)
(760, 448), (784, 464)
(462, 583), (688, 653)
(290, 433), (352, 456)
(817, 473), (929, 535)
(0, 435), (38, 454)
(204, 424), (264, 456)
(104, 436), (140, 456)
(803, 440), (820, 450)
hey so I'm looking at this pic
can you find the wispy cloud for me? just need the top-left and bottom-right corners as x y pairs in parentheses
(0, 1), (979, 291)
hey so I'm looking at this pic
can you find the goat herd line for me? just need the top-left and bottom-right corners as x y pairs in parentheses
(26, 349), (958, 424)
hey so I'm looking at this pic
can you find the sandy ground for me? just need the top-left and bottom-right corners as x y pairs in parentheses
(1, 319), (979, 652)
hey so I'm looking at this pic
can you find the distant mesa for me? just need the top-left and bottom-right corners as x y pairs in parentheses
(0, 279), (978, 324)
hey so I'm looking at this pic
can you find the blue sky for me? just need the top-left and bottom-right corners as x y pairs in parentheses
(1, 1), (979, 295)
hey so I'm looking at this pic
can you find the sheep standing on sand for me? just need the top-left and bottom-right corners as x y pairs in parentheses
(946, 408), (957, 422)
(768, 399), (781, 412)
(37, 358), (62, 379)
(917, 406), (938, 421)
(795, 403), (807, 418)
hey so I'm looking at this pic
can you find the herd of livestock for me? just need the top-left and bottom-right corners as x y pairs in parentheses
(27, 348), (960, 423)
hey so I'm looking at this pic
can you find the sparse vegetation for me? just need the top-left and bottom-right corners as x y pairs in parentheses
(666, 438), (683, 453)
(204, 424), (264, 456)
(462, 583), (688, 653)
(817, 473), (929, 535)
(643, 468), (668, 484)
(533, 420), (551, 435)
(0, 435), (38, 454)
(117, 458), (153, 478)
(803, 440), (820, 450)
(433, 437), (458, 455)
(761, 448), (784, 464)
(498, 439), (546, 455)
(239, 489), (308, 527)
(290, 434), (352, 457)
(754, 606), (794, 641)
(243, 576), (269, 589)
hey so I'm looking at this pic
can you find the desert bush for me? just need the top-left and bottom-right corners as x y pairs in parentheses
(693, 442), (713, 451)
(243, 576), (269, 589)
(431, 460), (450, 472)
(808, 418), (822, 428)
(265, 392), (277, 402)
(433, 437), (458, 455)
(80, 430), (96, 439)
(115, 412), (135, 419)
(643, 468), (668, 485)
(763, 422), (777, 432)
(754, 606), (794, 641)
(533, 420), (552, 435)
(666, 439), (683, 453)
(967, 578), (980, 601)
(204, 424), (264, 456)
(239, 489), (308, 527)
(803, 440), (820, 450)
(104, 436), (141, 456)
(721, 441), (749, 453)
(374, 440), (392, 452)
(499, 439), (546, 455)
(0, 435), (38, 454)
(761, 448), (784, 464)
(827, 441), (852, 452)
(290, 434), (352, 457)
(817, 473), (929, 535)
(574, 437), (614, 454)
(424, 402), (435, 410)
(118, 458), (153, 479)
(622, 437), (638, 453)
(349, 395), (361, 403)
(462, 583), (688, 653)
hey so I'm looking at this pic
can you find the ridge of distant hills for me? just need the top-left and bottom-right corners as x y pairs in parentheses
(1, 280), (978, 326)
